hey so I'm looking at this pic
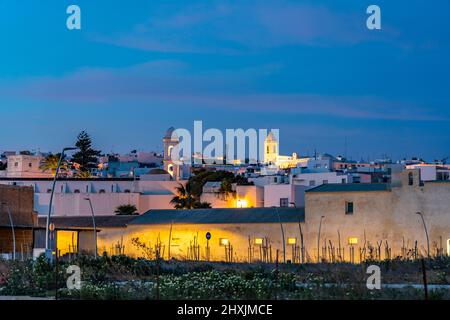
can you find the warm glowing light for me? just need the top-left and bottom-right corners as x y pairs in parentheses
(287, 237), (297, 245)
(348, 237), (358, 245)
(236, 199), (248, 208)
(220, 238), (229, 246)
(254, 238), (263, 245)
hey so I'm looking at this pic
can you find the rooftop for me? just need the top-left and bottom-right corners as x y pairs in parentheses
(130, 207), (305, 225)
(306, 183), (390, 193)
(37, 215), (136, 230)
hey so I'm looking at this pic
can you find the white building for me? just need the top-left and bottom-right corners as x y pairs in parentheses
(291, 169), (352, 187)
(5, 154), (52, 178)
(0, 176), (184, 217)
(405, 164), (450, 181)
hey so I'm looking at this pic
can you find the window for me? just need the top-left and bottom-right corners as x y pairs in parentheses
(447, 239), (450, 256)
(28, 163), (32, 167)
(342, 178), (346, 184)
(408, 172), (414, 186)
(280, 198), (289, 207)
(345, 201), (354, 215)
(348, 237), (358, 245)
(99, 189), (106, 194)
(219, 238), (229, 246)
(309, 180), (316, 187)
(323, 180), (328, 184)
(14, 162), (18, 167)
(47, 189), (52, 193)
(74, 189), (80, 194)
(124, 189), (131, 193)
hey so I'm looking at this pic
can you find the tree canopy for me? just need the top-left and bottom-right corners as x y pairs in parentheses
(71, 131), (101, 172)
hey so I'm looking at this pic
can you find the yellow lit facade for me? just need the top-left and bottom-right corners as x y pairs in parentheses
(56, 230), (78, 256)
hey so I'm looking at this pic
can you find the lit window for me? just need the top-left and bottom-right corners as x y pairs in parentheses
(254, 238), (263, 245)
(345, 202), (354, 215)
(220, 238), (229, 246)
(287, 237), (297, 245)
(348, 237), (358, 245)
(447, 239), (450, 256)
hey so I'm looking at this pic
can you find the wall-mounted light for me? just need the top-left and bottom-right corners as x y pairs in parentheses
(287, 237), (297, 245)
(236, 199), (248, 208)
(254, 238), (263, 245)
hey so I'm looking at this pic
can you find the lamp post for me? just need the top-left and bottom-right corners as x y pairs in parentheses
(84, 197), (98, 258)
(1, 203), (15, 260)
(45, 147), (77, 260)
(416, 212), (430, 259)
(317, 216), (325, 263)
(273, 206), (286, 263)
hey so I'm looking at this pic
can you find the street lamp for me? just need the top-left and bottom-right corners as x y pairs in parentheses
(45, 147), (78, 260)
(1, 202), (15, 260)
(317, 216), (325, 263)
(273, 206), (286, 263)
(416, 212), (430, 259)
(84, 197), (98, 258)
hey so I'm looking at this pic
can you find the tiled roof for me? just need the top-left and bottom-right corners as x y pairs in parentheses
(130, 207), (305, 225)
(306, 183), (390, 193)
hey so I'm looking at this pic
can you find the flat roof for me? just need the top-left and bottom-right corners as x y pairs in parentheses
(130, 207), (305, 225)
(306, 183), (390, 193)
(38, 215), (136, 230)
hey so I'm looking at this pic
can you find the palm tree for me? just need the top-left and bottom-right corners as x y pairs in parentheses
(40, 153), (68, 175)
(115, 204), (139, 215)
(170, 183), (211, 209)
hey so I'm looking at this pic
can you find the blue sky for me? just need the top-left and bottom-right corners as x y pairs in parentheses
(1, 0), (449, 161)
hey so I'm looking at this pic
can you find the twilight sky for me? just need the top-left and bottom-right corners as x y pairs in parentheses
(1, 0), (449, 161)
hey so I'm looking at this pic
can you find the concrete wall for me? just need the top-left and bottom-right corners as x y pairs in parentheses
(97, 222), (303, 263)
(263, 184), (291, 207)
(304, 170), (450, 262)
(0, 179), (183, 216)
(0, 184), (36, 226)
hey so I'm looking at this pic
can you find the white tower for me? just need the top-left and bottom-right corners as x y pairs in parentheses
(264, 131), (279, 165)
(163, 127), (180, 179)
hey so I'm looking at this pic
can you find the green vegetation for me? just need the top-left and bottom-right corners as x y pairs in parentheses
(170, 183), (212, 209)
(39, 153), (69, 174)
(1, 256), (449, 300)
(71, 131), (101, 174)
(170, 169), (252, 209)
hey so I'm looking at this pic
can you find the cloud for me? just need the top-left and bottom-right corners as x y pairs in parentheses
(92, 1), (394, 54)
(0, 60), (445, 122)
